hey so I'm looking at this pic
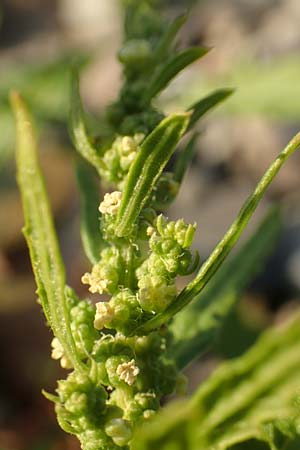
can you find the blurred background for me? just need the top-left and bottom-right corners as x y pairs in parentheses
(1, 0), (300, 449)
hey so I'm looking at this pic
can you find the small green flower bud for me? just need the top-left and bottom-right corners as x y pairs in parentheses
(78, 428), (111, 450)
(93, 334), (133, 361)
(134, 333), (162, 356)
(105, 405), (123, 422)
(138, 276), (176, 313)
(65, 392), (88, 415)
(121, 136), (136, 155)
(134, 392), (159, 411)
(143, 409), (156, 419)
(118, 39), (152, 67)
(106, 290), (142, 334)
(105, 418), (132, 447)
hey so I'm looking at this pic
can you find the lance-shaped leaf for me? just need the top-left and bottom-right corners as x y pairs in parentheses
(11, 92), (85, 372)
(131, 317), (300, 450)
(173, 132), (199, 185)
(133, 132), (300, 334)
(170, 208), (281, 369)
(75, 160), (104, 264)
(143, 47), (210, 103)
(116, 113), (190, 237)
(153, 14), (187, 63)
(187, 88), (235, 131)
(69, 68), (105, 174)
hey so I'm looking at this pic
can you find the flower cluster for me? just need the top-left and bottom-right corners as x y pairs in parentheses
(51, 287), (98, 369)
(43, 1), (203, 449)
(97, 135), (145, 189)
(49, 184), (194, 448)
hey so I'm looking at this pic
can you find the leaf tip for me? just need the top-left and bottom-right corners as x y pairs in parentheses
(10, 90), (24, 115)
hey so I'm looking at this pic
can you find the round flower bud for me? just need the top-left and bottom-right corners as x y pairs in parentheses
(105, 418), (132, 447)
(118, 39), (152, 67)
(65, 392), (88, 415)
(137, 276), (177, 313)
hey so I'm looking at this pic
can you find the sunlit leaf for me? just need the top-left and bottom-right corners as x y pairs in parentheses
(187, 88), (235, 131)
(144, 47), (210, 102)
(154, 14), (187, 62)
(134, 132), (300, 333)
(11, 91), (85, 372)
(132, 318), (300, 450)
(116, 113), (190, 237)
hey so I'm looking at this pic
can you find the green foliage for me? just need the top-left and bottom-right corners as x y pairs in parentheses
(116, 113), (189, 237)
(12, 1), (300, 450)
(11, 92), (84, 373)
(75, 160), (104, 264)
(187, 88), (235, 131)
(143, 47), (210, 103)
(132, 318), (300, 450)
(134, 132), (300, 335)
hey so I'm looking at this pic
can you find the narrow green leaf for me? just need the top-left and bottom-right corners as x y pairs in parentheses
(154, 14), (187, 62)
(134, 132), (300, 333)
(42, 389), (60, 404)
(132, 318), (300, 450)
(144, 47), (211, 103)
(69, 68), (105, 173)
(173, 132), (199, 185)
(187, 88), (235, 131)
(170, 208), (281, 369)
(75, 159), (104, 264)
(116, 113), (190, 237)
(11, 91), (85, 372)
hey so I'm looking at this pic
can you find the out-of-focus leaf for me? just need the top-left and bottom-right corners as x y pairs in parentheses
(116, 113), (190, 237)
(135, 133), (300, 334)
(170, 208), (281, 369)
(187, 88), (235, 131)
(11, 92), (85, 372)
(132, 318), (300, 450)
(75, 160), (104, 264)
(154, 14), (187, 62)
(144, 47), (210, 102)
